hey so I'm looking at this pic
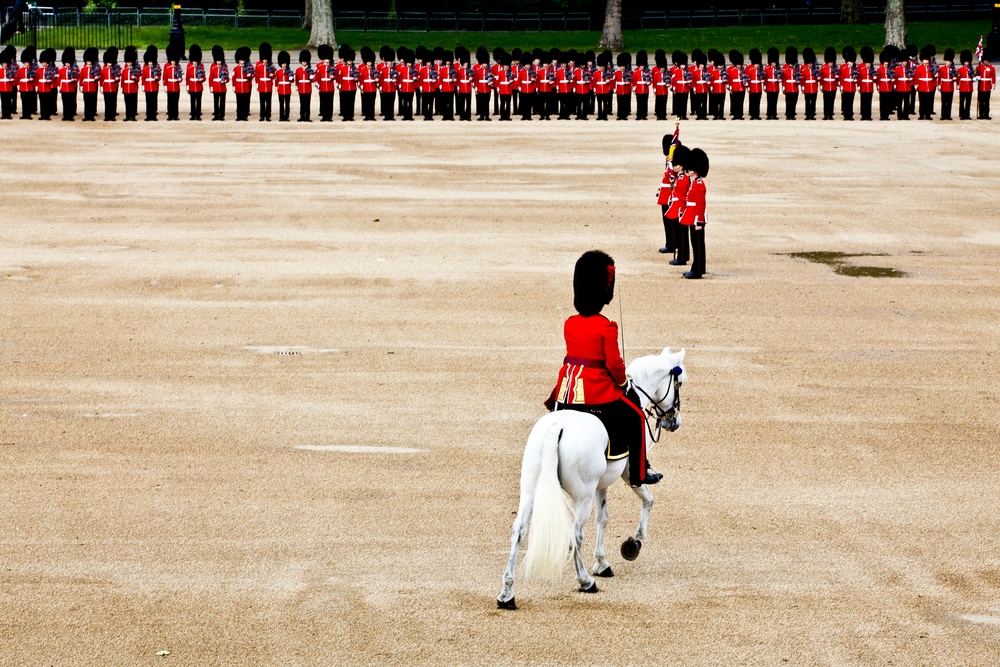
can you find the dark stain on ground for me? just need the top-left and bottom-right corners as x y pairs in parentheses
(784, 251), (907, 278)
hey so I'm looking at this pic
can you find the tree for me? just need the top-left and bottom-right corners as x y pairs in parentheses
(302, 0), (311, 31)
(840, 0), (864, 24)
(309, 0), (335, 48)
(598, 0), (623, 51)
(884, 0), (907, 47)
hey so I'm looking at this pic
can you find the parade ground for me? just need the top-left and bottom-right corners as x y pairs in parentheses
(1, 104), (999, 665)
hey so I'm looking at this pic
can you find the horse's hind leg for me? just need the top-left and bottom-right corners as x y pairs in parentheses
(497, 501), (531, 609)
(591, 487), (613, 577)
(571, 496), (598, 593)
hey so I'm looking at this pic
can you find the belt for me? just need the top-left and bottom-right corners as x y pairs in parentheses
(564, 356), (606, 369)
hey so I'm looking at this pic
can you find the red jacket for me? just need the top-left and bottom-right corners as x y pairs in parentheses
(80, 63), (100, 94)
(397, 63), (416, 93)
(820, 63), (838, 92)
(666, 172), (689, 219)
(275, 67), (291, 95)
(337, 61), (358, 91)
(315, 62), (335, 93)
(763, 64), (781, 93)
(142, 63), (161, 92)
(680, 176), (707, 227)
(781, 63), (799, 93)
(633, 66), (650, 94)
(358, 62), (378, 93)
(957, 64), (974, 93)
(232, 62), (254, 93)
(494, 67), (513, 95)
(35, 65), (57, 94)
(58, 64), (78, 93)
(16, 63), (36, 92)
(100, 63), (119, 93)
(857, 63), (875, 94)
(186, 61), (205, 93)
(876, 63), (893, 93)
(745, 64), (762, 94)
(691, 67), (708, 95)
(0, 64), (15, 93)
(255, 61), (274, 93)
(671, 65), (689, 94)
(518, 65), (536, 94)
(726, 65), (744, 93)
(652, 66), (669, 96)
(437, 63), (455, 93)
(209, 62), (228, 93)
(593, 67), (611, 95)
(472, 63), (493, 93)
(937, 64), (955, 93)
(913, 63), (936, 93)
(557, 66), (574, 94)
(708, 65), (726, 94)
(839, 63), (857, 93)
(552, 314), (628, 406)
(893, 63), (911, 92)
(573, 66), (590, 94)
(455, 64), (473, 94)
(120, 64), (139, 94)
(656, 167), (674, 206)
(162, 63), (182, 93)
(376, 61), (397, 93)
(614, 68), (633, 95)
(799, 64), (818, 94)
(976, 62), (996, 92)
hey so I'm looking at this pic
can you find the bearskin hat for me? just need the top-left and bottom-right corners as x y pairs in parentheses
(860, 45), (874, 64)
(39, 48), (56, 64)
(960, 49), (972, 64)
(380, 45), (395, 61)
(706, 48), (718, 63)
(919, 44), (935, 61)
(188, 44), (202, 63)
(166, 45), (181, 63)
(907, 44), (918, 59)
(566, 49), (578, 63)
(259, 42), (272, 62)
(360, 46), (375, 63)
(749, 48), (762, 66)
(943, 48), (955, 62)
(511, 47), (522, 62)
(429, 45), (441, 62)
(802, 47), (815, 65)
(493, 46), (505, 63)
(531, 47), (544, 62)
(672, 144), (691, 169)
(729, 49), (743, 66)
(785, 46), (798, 65)
(842, 46), (857, 63)
(455, 45), (469, 63)
(235, 46), (251, 62)
(475, 46), (488, 64)
(879, 47), (891, 64)
(573, 251), (616, 317)
(0, 48), (10, 66)
(688, 148), (710, 178)
(691, 49), (704, 65)
(402, 47), (415, 65)
(340, 45), (356, 62)
(712, 50), (725, 67)
(1, 45), (16, 65)
(634, 50), (647, 67)
(443, 49), (454, 63)
(884, 45), (900, 62)
(617, 51), (631, 68)
(122, 45), (137, 63)
(662, 133), (679, 156)
(298, 49), (311, 65)
(101, 47), (115, 64)
(212, 45), (225, 62)
(144, 45), (157, 63)
(823, 46), (836, 64)
(549, 48), (561, 64)
(277, 50), (290, 67)
(763, 47), (777, 64)
(671, 49), (683, 65)
(585, 50), (595, 64)
(61, 47), (75, 64)
(655, 50), (667, 69)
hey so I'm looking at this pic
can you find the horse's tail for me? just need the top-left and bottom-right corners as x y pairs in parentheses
(523, 425), (575, 580)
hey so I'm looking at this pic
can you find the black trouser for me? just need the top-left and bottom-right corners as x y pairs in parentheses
(493, 88), (499, 115)
(917, 91), (933, 119)
(879, 91), (893, 120)
(730, 91), (745, 119)
(691, 92), (706, 119)
(103, 92), (116, 120)
(589, 91), (596, 115)
(654, 93), (668, 119)
(415, 89), (422, 115)
(841, 91), (855, 120)
(822, 90), (835, 119)
(20, 91), (37, 118)
(662, 208), (676, 253)
(278, 94), (290, 121)
(144, 91), (157, 120)
(340, 90), (356, 120)
(939, 91), (953, 120)
(39, 91), (57, 120)
(546, 91), (559, 118)
(896, 91), (910, 119)
(689, 224), (706, 276)
(475, 92), (490, 119)
(765, 91), (779, 119)
(399, 91), (414, 120)
(421, 91), (435, 120)
(959, 91), (972, 119)
(123, 93), (138, 120)
(213, 92), (226, 120)
(616, 93), (631, 119)
(635, 92), (649, 119)
(2, 91), (17, 119)
(380, 91), (395, 119)
(576, 93), (589, 120)
(512, 89), (519, 115)
(456, 92), (471, 120)
(439, 91), (455, 120)
(672, 91), (688, 119)
(360, 91), (376, 120)
(520, 92), (534, 120)
(675, 222), (690, 264)
(319, 91), (333, 120)
(83, 92), (97, 120)
(189, 92), (201, 119)
(748, 91), (761, 119)
(297, 93), (311, 120)
(235, 92), (251, 120)
(978, 91), (991, 119)
(166, 91), (179, 119)
(709, 91), (725, 119)
(559, 92), (574, 119)
(61, 92), (76, 120)
(258, 91), (272, 120)
(498, 94), (511, 120)
(556, 394), (648, 486)
(784, 92), (797, 120)
(859, 92), (873, 120)
(907, 88), (916, 116)
(804, 93), (817, 119)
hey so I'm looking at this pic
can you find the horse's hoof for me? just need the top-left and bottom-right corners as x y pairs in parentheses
(497, 597), (517, 610)
(579, 582), (599, 593)
(595, 566), (615, 578)
(621, 537), (642, 561)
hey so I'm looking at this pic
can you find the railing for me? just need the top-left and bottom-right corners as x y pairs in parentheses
(331, 12), (594, 32)
(5, 7), (132, 49)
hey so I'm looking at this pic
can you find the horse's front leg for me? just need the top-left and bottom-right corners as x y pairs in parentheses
(591, 487), (613, 577)
(497, 500), (531, 609)
(572, 496), (598, 593)
(618, 472), (655, 561)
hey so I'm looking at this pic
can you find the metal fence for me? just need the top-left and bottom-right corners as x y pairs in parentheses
(5, 7), (133, 49)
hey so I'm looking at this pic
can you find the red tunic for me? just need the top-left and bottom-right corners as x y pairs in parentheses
(163, 63), (182, 93)
(58, 65), (78, 93)
(666, 172), (689, 219)
(726, 65), (744, 93)
(337, 62), (357, 91)
(455, 64), (473, 94)
(185, 62), (205, 93)
(857, 63), (875, 94)
(16, 64), (36, 93)
(275, 67), (292, 96)
(763, 64), (781, 93)
(656, 168), (674, 206)
(552, 314), (627, 406)
(437, 63), (455, 93)
(652, 67), (669, 96)
(876, 64), (893, 93)
(397, 63), (416, 93)
(745, 64), (762, 94)
(781, 64), (799, 93)
(315, 62), (335, 93)
(615, 69), (633, 95)
(209, 62), (228, 93)
(708, 65), (726, 94)
(957, 65), (974, 93)
(142, 63), (160, 92)
(573, 66), (590, 94)
(376, 61), (397, 93)
(232, 63), (254, 94)
(255, 61), (274, 93)
(495, 67), (513, 96)
(976, 62), (996, 92)
(820, 63), (838, 93)
(913, 63), (936, 93)
(633, 66), (650, 94)
(593, 68), (611, 95)
(799, 64), (818, 94)
(120, 64), (139, 94)
(557, 66), (574, 94)
(937, 64), (955, 93)
(838, 63), (857, 93)
(691, 67), (708, 95)
(295, 66), (314, 94)
(0, 64), (14, 93)
(518, 66), (536, 94)
(35, 65), (56, 94)
(893, 64), (911, 92)
(100, 63), (119, 93)
(671, 65), (689, 94)
(680, 176), (707, 227)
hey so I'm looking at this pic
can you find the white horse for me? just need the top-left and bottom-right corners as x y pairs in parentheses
(497, 347), (686, 609)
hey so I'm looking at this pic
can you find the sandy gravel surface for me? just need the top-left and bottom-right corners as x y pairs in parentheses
(1, 108), (999, 666)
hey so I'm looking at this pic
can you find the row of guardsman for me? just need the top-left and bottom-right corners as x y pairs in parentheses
(0, 42), (995, 123)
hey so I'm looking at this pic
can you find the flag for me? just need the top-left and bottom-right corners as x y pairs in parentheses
(667, 123), (680, 161)
(975, 36), (984, 62)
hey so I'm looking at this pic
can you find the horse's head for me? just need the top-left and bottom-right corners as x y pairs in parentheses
(627, 347), (686, 436)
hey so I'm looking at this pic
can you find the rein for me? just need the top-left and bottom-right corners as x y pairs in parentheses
(632, 367), (683, 443)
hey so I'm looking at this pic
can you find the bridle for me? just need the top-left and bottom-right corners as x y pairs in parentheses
(632, 366), (683, 443)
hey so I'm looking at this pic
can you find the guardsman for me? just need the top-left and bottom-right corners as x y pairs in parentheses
(120, 46), (140, 121)
(592, 51), (612, 120)
(820, 47), (838, 120)
(255, 42), (275, 121)
(657, 132), (678, 255)
(574, 54), (591, 120)
(614, 51), (633, 120)
(509, 48), (522, 115)
(976, 52), (995, 120)
(142, 45), (161, 121)
(535, 49), (555, 120)
(495, 51), (513, 121)
(957, 50), (974, 120)
(0, 46), (16, 120)
(337, 45), (359, 121)
(17, 46), (37, 119)
(556, 50), (574, 119)
(800, 47), (819, 120)
(473, 46), (493, 121)
(669, 51), (688, 119)
(315, 44), (335, 121)
(652, 49), (669, 120)
(905, 44), (919, 116)
(78, 48), (100, 121)
(937, 48), (956, 121)
(232, 46), (254, 121)
(914, 45), (937, 120)
(418, 47), (439, 121)
(209, 45), (228, 121)
(377, 45), (397, 120)
(491, 47), (504, 116)
(358, 46), (378, 121)
(875, 46), (895, 120)
(163, 45), (183, 121)
(633, 50), (651, 120)
(454, 46), (473, 121)
(691, 49), (709, 119)
(727, 50), (745, 119)
(839, 46), (858, 120)
(763, 47), (781, 120)
(295, 49), (314, 122)
(58, 48), (78, 121)
(681, 148), (709, 280)
(746, 48), (763, 119)
(396, 47), (416, 121)
(782, 46), (799, 120)
(893, 48), (912, 120)
(439, 49), (457, 120)
(707, 50), (726, 119)
(857, 46), (875, 121)
(35, 48), (57, 121)
(518, 50), (536, 120)
(275, 50), (292, 121)
(100, 46), (119, 121)
(667, 145), (691, 267)
(185, 44), (205, 121)
(586, 50), (598, 115)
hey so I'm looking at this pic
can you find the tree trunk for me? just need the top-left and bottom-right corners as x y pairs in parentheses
(309, 0), (336, 48)
(840, 0), (864, 24)
(302, 0), (312, 31)
(884, 0), (907, 48)
(598, 0), (623, 51)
